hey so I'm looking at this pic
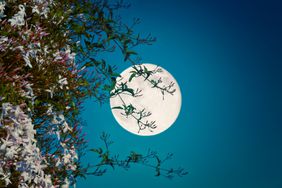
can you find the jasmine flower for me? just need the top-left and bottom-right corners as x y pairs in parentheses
(0, 1), (6, 20)
(58, 75), (68, 89)
(8, 4), (26, 27)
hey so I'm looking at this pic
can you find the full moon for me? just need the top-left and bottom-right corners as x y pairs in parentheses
(110, 64), (182, 136)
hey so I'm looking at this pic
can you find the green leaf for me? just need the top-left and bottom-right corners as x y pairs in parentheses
(127, 50), (137, 55)
(108, 66), (113, 74)
(145, 72), (151, 80)
(124, 53), (130, 61)
(101, 59), (106, 69)
(144, 66), (148, 73)
(112, 106), (123, 110)
(124, 88), (135, 96)
(111, 73), (121, 77)
(129, 73), (136, 82)
(84, 62), (93, 67)
(109, 80), (116, 91)
(125, 51), (137, 61)
(34, 99), (40, 106)
(130, 70), (137, 74)
(90, 148), (103, 154)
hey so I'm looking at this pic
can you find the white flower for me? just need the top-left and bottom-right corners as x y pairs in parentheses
(58, 75), (68, 89)
(62, 121), (72, 133)
(55, 158), (61, 167)
(1, 102), (12, 116)
(8, 4), (26, 27)
(14, 106), (21, 119)
(0, 1), (5, 12)
(5, 145), (18, 159)
(23, 52), (32, 68)
(3, 175), (11, 186)
(51, 114), (65, 124)
(68, 164), (77, 171)
(58, 114), (65, 121)
(70, 147), (78, 159)
(43, 46), (49, 54)
(45, 86), (55, 98)
(63, 153), (72, 164)
(0, 103), (54, 187)
(32, 0), (51, 18)
(60, 142), (66, 149)
(33, 176), (38, 184)
(43, 174), (53, 185)
(80, 66), (86, 71)
(31, 5), (40, 14)
(0, 36), (8, 45)
(0, 172), (11, 186)
(0, 138), (13, 151)
(14, 45), (24, 52)
(46, 104), (53, 115)
(20, 83), (35, 105)
(0, 1), (6, 20)
(0, 166), (4, 176)
(21, 171), (30, 182)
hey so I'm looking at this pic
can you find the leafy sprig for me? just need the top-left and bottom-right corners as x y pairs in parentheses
(0, 0), (186, 186)
(129, 64), (176, 99)
(88, 133), (188, 178)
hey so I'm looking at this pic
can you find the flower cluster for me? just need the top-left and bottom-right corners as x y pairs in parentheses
(0, 103), (53, 187)
(0, 1), (6, 20)
(8, 4), (25, 26)
(0, 0), (83, 187)
(1, 0), (186, 186)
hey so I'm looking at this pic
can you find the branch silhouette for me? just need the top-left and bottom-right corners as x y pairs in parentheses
(0, 0), (187, 186)
(88, 133), (188, 178)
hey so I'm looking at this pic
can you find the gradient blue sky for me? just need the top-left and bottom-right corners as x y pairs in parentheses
(77, 0), (282, 187)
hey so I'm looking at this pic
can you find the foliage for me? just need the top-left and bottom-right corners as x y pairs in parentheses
(89, 132), (188, 179)
(0, 0), (186, 187)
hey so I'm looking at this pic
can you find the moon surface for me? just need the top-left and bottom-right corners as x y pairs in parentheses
(110, 64), (182, 136)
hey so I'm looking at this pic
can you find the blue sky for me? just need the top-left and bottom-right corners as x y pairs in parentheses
(77, 0), (282, 187)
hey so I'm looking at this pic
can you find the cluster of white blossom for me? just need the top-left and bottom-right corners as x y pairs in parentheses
(0, 0), (79, 187)
(20, 82), (36, 106)
(1, 0), (58, 68)
(16, 27), (49, 68)
(32, 0), (53, 18)
(48, 112), (78, 171)
(53, 45), (76, 64)
(8, 4), (26, 26)
(5, 0), (53, 25)
(0, 36), (10, 52)
(0, 103), (54, 187)
(0, 1), (6, 20)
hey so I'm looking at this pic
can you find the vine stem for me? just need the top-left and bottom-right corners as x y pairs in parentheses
(113, 39), (175, 97)
(117, 93), (151, 133)
(79, 48), (156, 133)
